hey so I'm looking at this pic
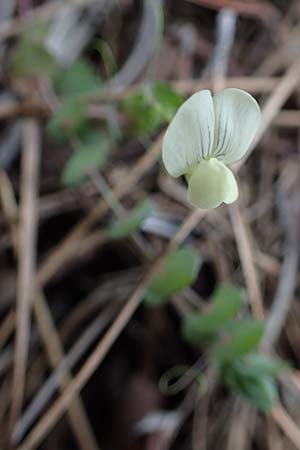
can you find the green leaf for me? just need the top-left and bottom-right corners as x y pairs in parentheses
(212, 284), (244, 306)
(10, 40), (57, 78)
(10, 22), (58, 79)
(214, 319), (264, 363)
(182, 284), (243, 344)
(222, 360), (278, 411)
(21, 22), (50, 44)
(122, 92), (161, 136)
(243, 353), (289, 377)
(61, 131), (110, 186)
(47, 98), (88, 142)
(54, 59), (101, 98)
(94, 39), (117, 78)
(152, 83), (184, 121)
(145, 247), (201, 306)
(106, 200), (155, 240)
(121, 82), (184, 136)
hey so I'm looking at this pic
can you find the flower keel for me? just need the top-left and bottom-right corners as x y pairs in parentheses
(187, 158), (238, 209)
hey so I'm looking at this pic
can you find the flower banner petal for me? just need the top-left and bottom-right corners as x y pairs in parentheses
(162, 90), (215, 177)
(187, 158), (238, 209)
(212, 88), (261, 165)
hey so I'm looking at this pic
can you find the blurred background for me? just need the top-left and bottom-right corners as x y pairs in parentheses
(1, 1), (300, 449)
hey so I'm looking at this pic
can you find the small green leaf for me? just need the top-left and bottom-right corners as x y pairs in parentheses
(54, 59), (101, 98)
(243, 353), (289, 377)
(94, 39), (117, 78)
(222, 360), (278, 411)
(214, 319), (264, 363)
(10, 40), (57, 78)
(106, 200), (155, 240)
(152, 82), (184, 121)
(47, 98), (88, 142)
(21, 22), (50, 44)
(122, 92), (161, 136)
(122, 82), (184, 136)
(212, 284), (244, 306)
(145, 247), (201, 306)
(61, 131), (110, 186)
(182, 283), (243, 344)
(10, 22), (58, 79)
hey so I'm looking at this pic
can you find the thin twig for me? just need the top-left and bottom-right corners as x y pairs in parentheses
(241, 58), (300, 166)
(0, 310), (15, 350)
(226, 400), (256, 450)
(229, 202), (265, 319)
(262, 186), (300, 350)
(210, 8), (237, 91)
(10, 120), (41, 431)
(272, 405), (300, 449)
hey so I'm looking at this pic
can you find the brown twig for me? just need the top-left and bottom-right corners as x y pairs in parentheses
(0, 310), (15, 350)
(272, 405), (300, 449)
(229, 202), (265, 319)
(9, 119), (41, 432)
(262, 178), (300, 350)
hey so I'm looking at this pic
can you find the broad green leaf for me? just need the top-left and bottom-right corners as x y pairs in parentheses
(54, 59), (101, 98)
(47, 98), (88, 142)
(61, 131), (110, 186)
(182, 283), (243, 344)
(222, 360), (278, 411)
(10, 40), (57, 78)
(145, 247), (201, 306)
(214, 319), (264, 363)
(107, 200), (155, 240)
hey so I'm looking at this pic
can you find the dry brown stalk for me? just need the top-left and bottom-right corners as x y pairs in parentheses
(9, 120), (41, 431)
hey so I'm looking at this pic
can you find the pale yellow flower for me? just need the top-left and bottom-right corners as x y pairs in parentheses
(162, 88), (261, 209)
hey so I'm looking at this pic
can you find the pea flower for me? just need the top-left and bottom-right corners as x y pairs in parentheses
(162, 88), (261, 209)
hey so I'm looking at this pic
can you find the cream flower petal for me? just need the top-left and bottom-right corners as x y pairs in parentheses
(187, 158), (238, 209)
(162, 90), (215, 177)
(212, 88), (261, 165)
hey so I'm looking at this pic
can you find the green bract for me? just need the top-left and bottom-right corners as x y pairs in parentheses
(162, 88), (261, 209)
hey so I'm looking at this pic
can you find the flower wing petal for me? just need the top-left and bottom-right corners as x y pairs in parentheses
(162, 90), (215, 177)
(187, 158), (238, 209)
(212, 88), (261, 165)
